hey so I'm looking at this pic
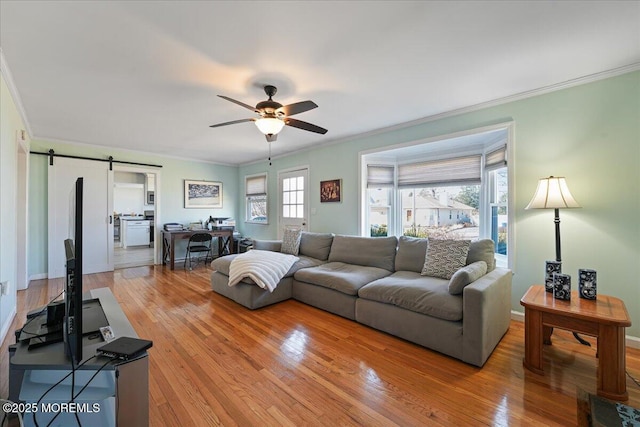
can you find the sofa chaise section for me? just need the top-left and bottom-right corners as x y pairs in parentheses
(210, 232), (333, 309)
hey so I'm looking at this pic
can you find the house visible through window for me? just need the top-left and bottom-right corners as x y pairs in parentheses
(246, 173), (267, 223)
(361, 125), (512, 268)
(400, 185), (480, 239)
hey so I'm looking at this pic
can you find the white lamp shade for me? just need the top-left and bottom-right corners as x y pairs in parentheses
(526, 176), (581, 209)
(255, 118), (285, 135)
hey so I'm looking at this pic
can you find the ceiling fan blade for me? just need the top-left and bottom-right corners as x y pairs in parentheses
(209, 118), (255, 128)
(284, 118), (328, 134)
(277, 100), (318, 116)
(266, 134), (278, 142)
(217, 95), (258, 112)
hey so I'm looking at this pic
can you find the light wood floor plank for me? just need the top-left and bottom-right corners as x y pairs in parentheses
(1, 265), (639, 426)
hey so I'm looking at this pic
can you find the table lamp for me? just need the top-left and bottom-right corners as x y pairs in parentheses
(527, 176), (587, 344)
(525, 176), (581, 263)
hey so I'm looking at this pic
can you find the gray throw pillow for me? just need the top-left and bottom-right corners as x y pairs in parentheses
(281, 228), (302, 255)
(467, 239), (496, 272)
(448, 261), (488, 294)
(421, 239), (471, 280)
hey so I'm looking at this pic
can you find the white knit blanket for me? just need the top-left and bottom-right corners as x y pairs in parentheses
(228, 250), (299, 293)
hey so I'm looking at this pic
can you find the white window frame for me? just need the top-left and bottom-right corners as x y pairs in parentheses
(365, 163), (395, 237)
(484, 166), (509, 268)
(245, 173), (268, 224)
(359, 122), (515, 269)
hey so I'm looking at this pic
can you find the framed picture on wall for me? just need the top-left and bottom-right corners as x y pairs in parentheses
(184, 180), (222, 208)
(320, 179), (341, 203)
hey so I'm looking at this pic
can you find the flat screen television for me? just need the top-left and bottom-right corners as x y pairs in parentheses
(64, 177), (84, 364)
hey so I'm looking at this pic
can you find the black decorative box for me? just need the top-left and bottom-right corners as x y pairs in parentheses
(553, 273), (571, 300)
(579, 269), (597, 300)
(545, 261), (562, 293)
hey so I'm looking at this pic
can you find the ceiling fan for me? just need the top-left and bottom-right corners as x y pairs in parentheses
(210, 85), (328, 142)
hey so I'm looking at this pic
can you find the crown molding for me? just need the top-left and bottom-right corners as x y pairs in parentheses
(241, 63), (640, 167)
(0, 48), (33, 137)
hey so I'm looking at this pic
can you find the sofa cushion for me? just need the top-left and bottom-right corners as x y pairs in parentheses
(287, 255), (326, 276)
(467, 239), (496, 272)
(294, 262), (392, 296)
(328, 235), (397, 271)
(421, 239), (470, 279)
(395, 236), (428, 273)
(358, 271), (463, 321)
(281, 228), (302, 255)
(448, 261), (487, 295)
(299, 232), (334, 260)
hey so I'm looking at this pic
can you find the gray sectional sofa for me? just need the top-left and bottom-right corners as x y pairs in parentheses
(210, 232), (512, 367)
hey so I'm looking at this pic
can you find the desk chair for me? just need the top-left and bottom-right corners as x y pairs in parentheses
(184, 233), (213, 270)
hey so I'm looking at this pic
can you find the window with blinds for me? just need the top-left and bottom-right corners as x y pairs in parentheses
(245, 174), (268, 223)
(485, 145), (507, 171)
(246, 174), (267, 196)
(361, 125), (511, 268)
(367, 165), (395, 188)
(397, 155), (482, 188)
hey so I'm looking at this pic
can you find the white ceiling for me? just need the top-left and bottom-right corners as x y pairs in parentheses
(1, 1), (639, 165)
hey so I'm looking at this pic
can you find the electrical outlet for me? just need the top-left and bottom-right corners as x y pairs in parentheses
(0, 281), (9, 296)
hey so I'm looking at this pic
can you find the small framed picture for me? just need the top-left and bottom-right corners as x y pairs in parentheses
(184, 180), (222, 208)
(320, 179), (341, 203)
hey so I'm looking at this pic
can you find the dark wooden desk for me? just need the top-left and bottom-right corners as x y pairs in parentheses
(521, 285), (631, 401)
(162, 228), (234, 270)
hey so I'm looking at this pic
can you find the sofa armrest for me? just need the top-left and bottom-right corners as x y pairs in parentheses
(252, 239), (282, 252)
(461, 267), (512, 366)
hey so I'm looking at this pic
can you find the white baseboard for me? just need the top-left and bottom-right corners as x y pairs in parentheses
(511, 310), (524, 323)
(0, 307), (17, 346)
(510, 310), (640, 350)
(626, 335), (640, 350)
(28, 273), (47, 282)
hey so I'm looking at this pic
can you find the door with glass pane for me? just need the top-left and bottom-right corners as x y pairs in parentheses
(278, 168), (309, 237)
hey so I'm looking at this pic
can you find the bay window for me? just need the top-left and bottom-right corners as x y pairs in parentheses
(362, 126), (512, 268)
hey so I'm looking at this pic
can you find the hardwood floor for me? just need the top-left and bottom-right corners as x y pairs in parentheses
(2, 265), (639, 426)
(114, 245), (154, 269)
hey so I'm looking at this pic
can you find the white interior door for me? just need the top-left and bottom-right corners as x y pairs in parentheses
(48, 157), (114, 278)
(278, 167), (309, 238)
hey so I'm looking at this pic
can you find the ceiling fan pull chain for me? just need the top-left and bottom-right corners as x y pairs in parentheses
(268, 140), (272, 166)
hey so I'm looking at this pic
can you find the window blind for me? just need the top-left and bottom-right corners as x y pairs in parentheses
(367, 165), (394, 188)
(246, 174), (267, 196)
(485, 146), (507, 171)
(398, 155), (481, 188)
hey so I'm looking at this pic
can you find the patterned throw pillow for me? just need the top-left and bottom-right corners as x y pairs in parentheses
(281, 228), (302, 255)
(421, 239), (471, 280)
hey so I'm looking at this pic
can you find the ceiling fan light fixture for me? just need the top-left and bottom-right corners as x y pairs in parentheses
(255, 117), (285, 136)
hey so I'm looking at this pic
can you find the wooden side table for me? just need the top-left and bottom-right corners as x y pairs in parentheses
(520, 285), (631, 401)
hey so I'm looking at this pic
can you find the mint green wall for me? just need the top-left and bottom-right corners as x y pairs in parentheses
(239, 71), (640, 338)
(28, 140), (239, 275)
(0, 74), (24, 340)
